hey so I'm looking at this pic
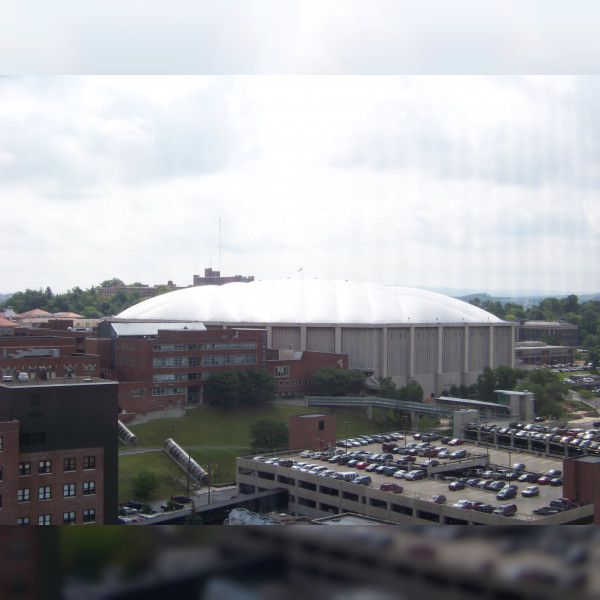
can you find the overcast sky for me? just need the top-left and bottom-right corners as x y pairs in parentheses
(2, 4), (600, 296)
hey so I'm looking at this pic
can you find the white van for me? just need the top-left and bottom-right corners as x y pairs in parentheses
(17, 372), (29, 382)
(337, 472), (358, 482)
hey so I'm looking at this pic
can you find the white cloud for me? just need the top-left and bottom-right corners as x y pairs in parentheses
(1, 75), (599, 296)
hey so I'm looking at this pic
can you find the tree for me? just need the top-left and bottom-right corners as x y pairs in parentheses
(399, 380), (424, 402)
(495, 365), (521, 391)
(205, 371), (240, 409)
(101, 278), (125, 288)
(378, 377), (399, 400)
(477, 366), (498, 402)
(131, 469), (160, 500)
(249, 417), (289, 450)
(310, 367), (366, 396)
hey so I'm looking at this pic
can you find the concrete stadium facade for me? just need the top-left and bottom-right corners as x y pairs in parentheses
(118, 279), (515, 397)
(223, 320), (514, 397)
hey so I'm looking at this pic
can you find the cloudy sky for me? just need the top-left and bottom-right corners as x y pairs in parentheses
(2, 3), (599, 296)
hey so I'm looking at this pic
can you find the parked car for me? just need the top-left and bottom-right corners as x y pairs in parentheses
(383, 466), (399, 476)
(448, 481), (465, 491)
(405, 469), (426, 481)
(380, 482), (403, 493)
(450, 449), (467, 459)
(493, 504), (517, 517)
(356, 461), (369, 470)
(497, 487), (517, 500)
(393, 470), (409, 479)
(549, 477), (563, 486)
(122, 500), (144, 510)
(533, 506), (560, 516)
(521, 486), (540, 498)
(474, 503), (496, 514)
(447, 438), (464, 446)
(428, 494), (446, 504)
(536, 476), (552, 485)
(171, 495), (192, 504)
(353, 475), (372, 486)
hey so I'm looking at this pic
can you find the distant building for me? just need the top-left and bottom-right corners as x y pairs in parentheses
(289, 413), (337, 452)
(193, 267), (254, 286)
(517, 320), (578, 346)
(0, 376), (119, 525)
(515, 341), (574, 368)
(97, 280), (181, 299)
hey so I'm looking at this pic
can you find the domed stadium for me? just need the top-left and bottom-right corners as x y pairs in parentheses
(117, 279), (514, 396)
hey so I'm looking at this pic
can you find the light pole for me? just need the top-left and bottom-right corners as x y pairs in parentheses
(344, 421), (350, 455)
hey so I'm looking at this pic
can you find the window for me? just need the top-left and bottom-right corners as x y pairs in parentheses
(83, 456), (96, 470)
(319, 420), (325, 431)
(17, 517), (30, 526)
(274, 365), (290, 377)
(0, 466), (2, 481)
(38, 460), (51, 474)
(38, 486), (51, 501)
(63, 483), (76, 497)
(0, 436), (4, 451)
(83, 481), (95, 495)
(63, 458), (76, 472)
(63, 511), (76, 525)
(83, 509), (96, 523)
(17, 489), (30, 503)
(38, 515), (51, 526)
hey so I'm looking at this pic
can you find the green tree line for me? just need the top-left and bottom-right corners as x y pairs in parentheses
(0, 278), (171, 318)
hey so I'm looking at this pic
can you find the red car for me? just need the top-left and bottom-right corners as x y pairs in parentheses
(536, 476), (552, 485)
(447, 438), (464, 446)
(356, 461), (369, 469)
(380, 482), (403, 493)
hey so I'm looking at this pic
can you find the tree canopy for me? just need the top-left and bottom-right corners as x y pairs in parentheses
(204, 369), (278, 409)
(309, 367), (366, 396)
(249, 417), (289, 450)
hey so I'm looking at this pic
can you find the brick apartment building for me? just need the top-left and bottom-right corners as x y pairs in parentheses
(94, 321), (268, 414)
(0, 376), (119, 525)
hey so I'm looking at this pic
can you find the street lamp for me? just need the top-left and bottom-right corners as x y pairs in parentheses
(344, 421), (350, 455)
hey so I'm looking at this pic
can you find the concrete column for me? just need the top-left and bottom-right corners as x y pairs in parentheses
(410, 411), (418, 430)
(334, 327), (342, 354)
(266, 326), (273, 348)
(381, 326), (388, 378)
(489, 324), (495, 369)
(409, 325), (415, 381)
(380, 407), (386, 422)
(366, 405), (373, 420)
(300, 325), (307, 351)
(462, 325), (470, 386)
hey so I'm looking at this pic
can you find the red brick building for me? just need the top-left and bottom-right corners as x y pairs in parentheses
(289, 413), (337, 452)
(563, 456), (600, 524)
(0, 321), (101, 381)
(266, 349), (348, 397)
(93, 320), (268, 413)
(0, 376), (118, 525)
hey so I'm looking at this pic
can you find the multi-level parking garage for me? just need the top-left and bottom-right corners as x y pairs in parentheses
(235, 433), (594, 525)
(118, 279), (515, 397)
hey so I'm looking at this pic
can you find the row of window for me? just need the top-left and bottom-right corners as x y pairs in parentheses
(18, 456), (95, 476)
(152, 342), (257, 352)
(17, 482), (95, 502)
(18, 509), (95, 525)
(153, 354), (257, 368)
(116, 354), (135, 367)
(152, 372), (205, 383)
(278, 379), (309, 387)
(152, 387), (186, 397)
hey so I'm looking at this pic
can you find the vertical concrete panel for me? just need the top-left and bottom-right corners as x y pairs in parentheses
(306, 327), (335, 353)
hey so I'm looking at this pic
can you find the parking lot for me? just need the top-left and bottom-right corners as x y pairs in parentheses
(247, 430), (579, 520)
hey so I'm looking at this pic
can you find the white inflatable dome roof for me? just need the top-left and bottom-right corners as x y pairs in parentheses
(117, 279), (502, 324)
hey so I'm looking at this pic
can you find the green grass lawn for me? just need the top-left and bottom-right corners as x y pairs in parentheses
(119, 402), (404, 502)
(128, 403), (399, 448)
